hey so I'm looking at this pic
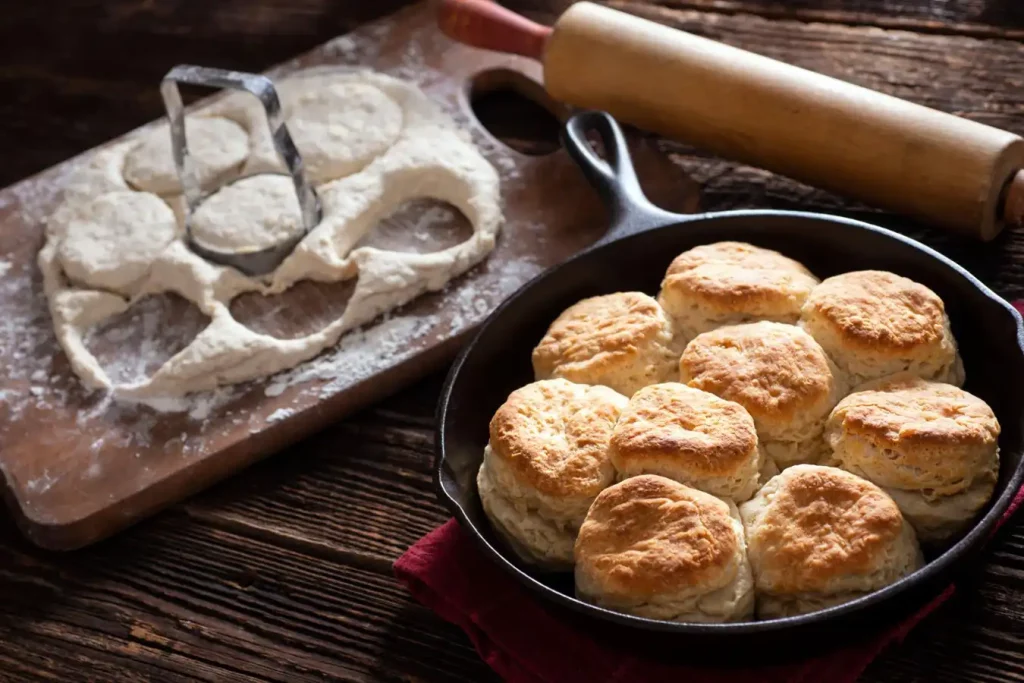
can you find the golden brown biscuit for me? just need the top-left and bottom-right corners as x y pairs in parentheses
(609, 382), (766, 501)
(532, 292), (678, 396)
(657, 241), (819, 345)
(679, 321), (846, 468)
(740, 465), (923, 618)
(575, 474), (755, 622)
(825, 374), (999, 543)
(477, 378), (628, 569)
(799, 271), (963, 387)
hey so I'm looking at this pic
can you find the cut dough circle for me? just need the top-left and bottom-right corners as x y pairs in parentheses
(124, 116), (250, 195)
(58, 191), (179, 293)
(190, 174), (304, 252)
(286, 81), (404, 183)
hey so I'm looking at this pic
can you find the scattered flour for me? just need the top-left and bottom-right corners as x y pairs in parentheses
(264, 315), (433, 399)
(0, 260), (10, 278)
(266, 407), (295, 423)
(24, 470), (58, 494)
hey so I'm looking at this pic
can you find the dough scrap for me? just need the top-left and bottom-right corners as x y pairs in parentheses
(123, 116), (250, 195)
(40, 70), (502, 400)
(191, 174), (304, 252)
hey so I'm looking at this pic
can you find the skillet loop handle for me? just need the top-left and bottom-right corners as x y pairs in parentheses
(562, 111), (672, 240)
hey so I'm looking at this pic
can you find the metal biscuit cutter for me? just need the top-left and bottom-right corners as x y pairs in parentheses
(161, 65), (323, 276)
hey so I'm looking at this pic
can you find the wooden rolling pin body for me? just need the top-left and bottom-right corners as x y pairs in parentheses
(540, 4), (1024, 240)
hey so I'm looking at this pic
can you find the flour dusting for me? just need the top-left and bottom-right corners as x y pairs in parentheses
(266, 407), (295, 423)
(0, 164), (78, 424)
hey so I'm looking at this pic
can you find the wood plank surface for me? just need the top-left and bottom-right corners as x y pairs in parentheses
(2, 0), (1024, 681)
(515, 0), (1024, 38)
(0, 512), (498, 682)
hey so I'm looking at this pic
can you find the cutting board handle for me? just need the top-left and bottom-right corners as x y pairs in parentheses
(562, 111), (682, 240)
(437, 0), (551, 59)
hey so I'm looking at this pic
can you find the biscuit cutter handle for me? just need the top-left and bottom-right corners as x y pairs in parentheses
(160, 65), (322, 276)
(562, 111), (684, 243)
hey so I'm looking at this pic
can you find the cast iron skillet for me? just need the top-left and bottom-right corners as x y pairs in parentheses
(435, 110), (1024, 661)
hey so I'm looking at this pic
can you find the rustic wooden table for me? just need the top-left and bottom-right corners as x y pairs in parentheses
(2, 1), (1024, 681)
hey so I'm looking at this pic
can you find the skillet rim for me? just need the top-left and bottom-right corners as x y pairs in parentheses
(434, 208), (1024, 635)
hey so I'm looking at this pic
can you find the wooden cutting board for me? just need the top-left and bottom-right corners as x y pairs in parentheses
(0, 1), (698, 550)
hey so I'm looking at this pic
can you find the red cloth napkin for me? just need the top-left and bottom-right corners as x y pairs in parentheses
(395, 301), (1024, 683)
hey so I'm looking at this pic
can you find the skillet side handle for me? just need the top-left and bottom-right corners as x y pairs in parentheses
(561, 111), (681, 242)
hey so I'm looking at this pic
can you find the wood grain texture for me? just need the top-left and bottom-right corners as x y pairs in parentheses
(0, 512), (498, 682)
(185, 407), (447, 564)
(3, 0), (1024, 681)
(655, 0), (1024, 38)
(512, 0), (1024, 38)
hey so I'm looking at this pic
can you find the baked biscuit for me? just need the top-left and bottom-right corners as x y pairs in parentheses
(532, 292), (678, 396)
(575, 475), (755, 622)
(825, 374), (1000, 543)
(477, 378), (628, 570)
(679, 321), (846, 468)
(799, 270), (963, 387)
(609, 383), (768, 501)
(740, 465), (923, 618)
(657, 241), (819, 345)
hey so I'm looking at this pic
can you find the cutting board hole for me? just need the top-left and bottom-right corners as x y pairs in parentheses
(469, 69), (562, 156)
(84, 293), (210, 386)
(355, 199), (472, 253)
(230, 279), (357, 341)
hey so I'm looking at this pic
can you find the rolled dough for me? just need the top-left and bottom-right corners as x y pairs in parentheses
(39, 70), (502, 401)
(123, 116), (250, 195)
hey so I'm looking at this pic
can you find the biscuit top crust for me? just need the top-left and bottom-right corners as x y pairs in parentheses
(827, 374), (999, 492)
(489, 379), (627, 497)
(575, 475), (740, 599)
(532, 292), (671, 379)
(679, 322), (836, 427)
(745, 465), (904, 594)
(801, 271), (948, 353)
(610, 383), (758, 476)
(660, 241), (818, 308)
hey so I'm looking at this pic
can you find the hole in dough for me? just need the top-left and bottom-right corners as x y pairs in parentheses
(58, 191), (179, 294)
(83, 293), (210, 386)
(354, 199), (474, 254)
(229, 278), (357, 340)
(123, 116), (250, 195)
(190, 174), (306, 253)
(286, 80), (404, 184)
(469, 69), (562, 156)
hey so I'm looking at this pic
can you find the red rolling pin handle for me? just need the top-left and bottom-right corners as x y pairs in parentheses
(437, 0), (551, 60)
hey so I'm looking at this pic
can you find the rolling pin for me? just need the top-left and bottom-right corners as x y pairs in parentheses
(439, 0), (1024, 240)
